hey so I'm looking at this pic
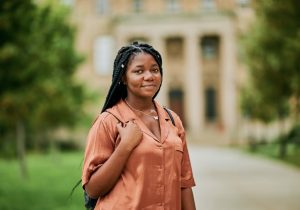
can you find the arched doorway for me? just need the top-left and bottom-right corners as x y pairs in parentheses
(205, 87), (217, 122)
(169, 88), (185, 126)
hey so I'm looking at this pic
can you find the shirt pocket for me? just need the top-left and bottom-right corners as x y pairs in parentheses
(174, 143), (183, 153)
(174, 138), (184, 175)
(173, 132), (183, 153)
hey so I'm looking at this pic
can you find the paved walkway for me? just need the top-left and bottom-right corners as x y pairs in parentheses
(189, 145), (300, 210)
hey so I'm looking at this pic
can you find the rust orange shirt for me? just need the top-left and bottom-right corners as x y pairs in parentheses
(82, 99), (195, 210)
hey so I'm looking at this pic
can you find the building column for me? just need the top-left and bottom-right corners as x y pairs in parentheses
(152, 36), (168, 106)
(184, 34), (204, 138)
(220, 28), (237, 139)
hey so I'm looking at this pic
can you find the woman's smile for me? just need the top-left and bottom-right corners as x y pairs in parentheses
(124, 53), (162, 99)
(141, 84), (156, 88)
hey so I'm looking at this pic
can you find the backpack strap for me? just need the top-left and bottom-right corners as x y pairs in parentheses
(163, 107), (176, 126)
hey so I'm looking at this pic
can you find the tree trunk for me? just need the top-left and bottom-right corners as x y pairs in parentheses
(278, 118), (287, 158)
(295, 96), (300, 122)
(279, 140), (287, 158)
(16, 120), (28, 179)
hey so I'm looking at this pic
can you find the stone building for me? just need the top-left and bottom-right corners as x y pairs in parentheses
(69, 0), (254, 144)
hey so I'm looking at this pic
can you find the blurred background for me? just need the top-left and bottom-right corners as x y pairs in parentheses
(0, 0), (300, 209)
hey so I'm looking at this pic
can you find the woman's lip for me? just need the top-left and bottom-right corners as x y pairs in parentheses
(142, 84), (156, 87)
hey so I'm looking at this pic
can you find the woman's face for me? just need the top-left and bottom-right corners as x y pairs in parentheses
(123, 52), (162, 100)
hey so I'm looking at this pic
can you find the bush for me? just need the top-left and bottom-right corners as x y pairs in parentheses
(54, 140), (81, 152)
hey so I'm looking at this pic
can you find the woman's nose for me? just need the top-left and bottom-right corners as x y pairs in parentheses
(144, 71), (154, 80)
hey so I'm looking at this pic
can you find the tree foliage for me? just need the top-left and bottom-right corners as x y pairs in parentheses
(241, 0), (300, 122)
(0, 0), (87, 154)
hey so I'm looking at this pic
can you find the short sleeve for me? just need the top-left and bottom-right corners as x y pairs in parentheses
(81, 113), (118, 187)
(173, 113), (196, 188)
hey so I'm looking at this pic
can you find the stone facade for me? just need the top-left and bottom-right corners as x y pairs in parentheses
(70, 0), (255, 144)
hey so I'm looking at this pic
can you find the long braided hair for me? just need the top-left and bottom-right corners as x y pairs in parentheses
(69, 42), (163, 202)
(101, 41), (163, 112)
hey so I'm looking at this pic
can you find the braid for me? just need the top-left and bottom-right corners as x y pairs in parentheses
(101, 42), (163, 112)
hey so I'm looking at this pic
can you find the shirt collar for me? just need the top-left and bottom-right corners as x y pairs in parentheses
(112, 99), (170, 123)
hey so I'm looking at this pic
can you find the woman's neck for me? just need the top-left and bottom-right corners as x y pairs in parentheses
(125, 97), (155, 112)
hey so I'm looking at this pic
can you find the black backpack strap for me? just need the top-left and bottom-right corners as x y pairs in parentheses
(84, 191), (97, 210)
(163, 107), (175, 126)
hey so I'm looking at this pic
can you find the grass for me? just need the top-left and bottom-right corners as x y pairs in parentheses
(0, 151), (85, 210)
(243, 143), (300, 169)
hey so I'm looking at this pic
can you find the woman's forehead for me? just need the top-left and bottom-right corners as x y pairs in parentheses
(128, 52), (158, 66)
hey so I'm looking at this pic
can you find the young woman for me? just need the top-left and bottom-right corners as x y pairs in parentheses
(82, 42), (196, 210)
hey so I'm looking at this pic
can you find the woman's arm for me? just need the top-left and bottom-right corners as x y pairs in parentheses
(85, 140), (132, 198)
(85, 121), (142, 198)
(181, 187), (196, 210)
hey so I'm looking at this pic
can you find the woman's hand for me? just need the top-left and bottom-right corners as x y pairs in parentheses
(116, 120), (143, 151)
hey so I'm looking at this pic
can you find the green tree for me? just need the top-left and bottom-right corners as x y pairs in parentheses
(0, 0), (86, 178)
(241, 0), (300, 122)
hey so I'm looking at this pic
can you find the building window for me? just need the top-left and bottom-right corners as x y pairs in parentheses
(133, 0), (143, 13)
(167, 0), (180, 12)
(205, 87), (217, 122)
(166, 37), (183, 59)
(93, 36), (114, 75)
(202, 0), (215, 10)
(201, 36), (219, 59)
(96, 0), (109, 15)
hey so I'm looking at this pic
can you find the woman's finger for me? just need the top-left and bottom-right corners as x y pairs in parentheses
(116, 122), (123, 131)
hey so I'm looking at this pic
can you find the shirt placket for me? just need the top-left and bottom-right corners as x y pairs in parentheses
(156, 143), (165, 209)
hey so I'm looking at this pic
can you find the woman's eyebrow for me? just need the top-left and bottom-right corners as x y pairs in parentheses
(133, 63), (158, 68)
(134, 64), (144, 68)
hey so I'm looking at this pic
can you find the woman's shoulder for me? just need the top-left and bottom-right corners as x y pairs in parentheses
(90, 111), (119, 129)
(161, 106), (183, 128)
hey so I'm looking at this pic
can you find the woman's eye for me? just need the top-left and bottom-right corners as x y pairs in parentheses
(134, 70), (143, 74)
(152, 69), (159, 73)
